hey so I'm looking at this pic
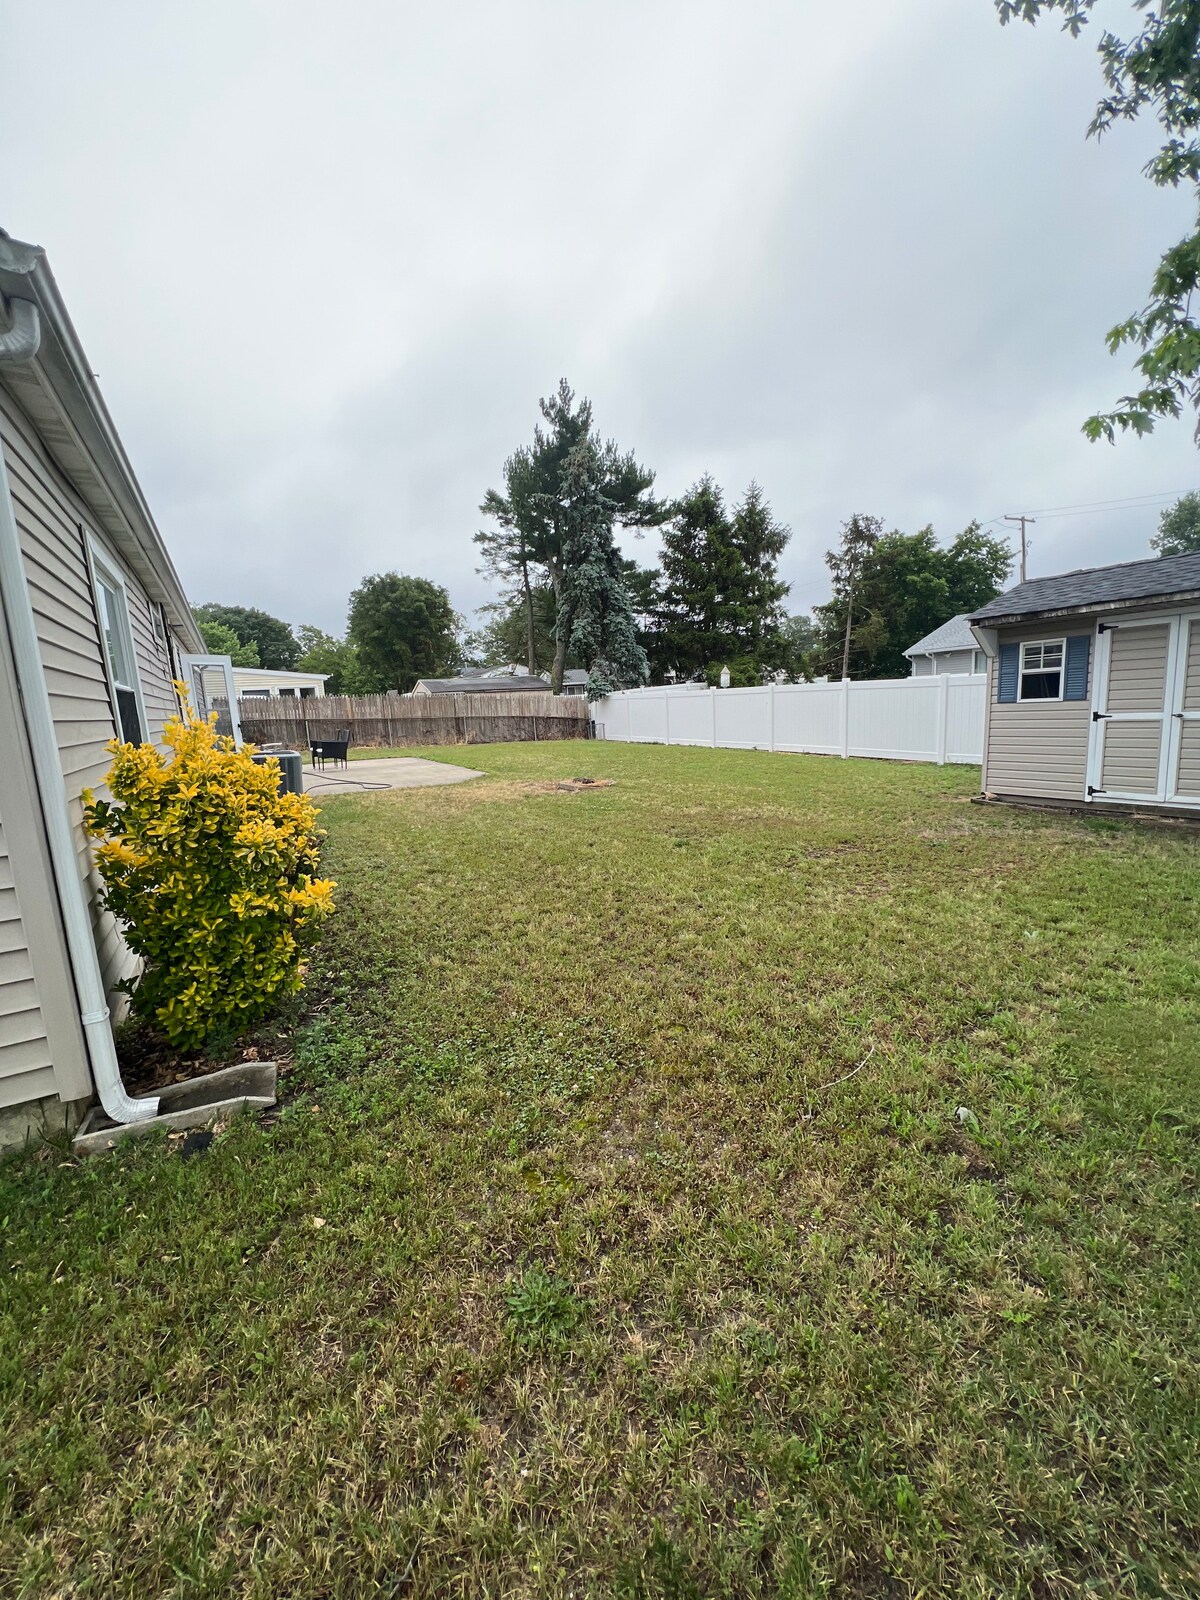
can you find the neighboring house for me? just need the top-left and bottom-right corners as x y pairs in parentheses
(970, 551), (1200, 812)
(562, 669), (589, 696)
(903, 614), (987, 677)
(411, 675), (553, 695)
(0, 228), (206, 1149)
(234, 666), (327, 699)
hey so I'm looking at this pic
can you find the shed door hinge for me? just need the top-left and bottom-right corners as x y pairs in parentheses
(1087, 785), (1105, 797)
(1092, 710), (1110, 721)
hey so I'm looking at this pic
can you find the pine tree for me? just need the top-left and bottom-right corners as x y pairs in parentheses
(559, 443), (649, 698)
(479, 381), (664, 691)
(728, 482), (790, 663)
(656, 477), (736, 679)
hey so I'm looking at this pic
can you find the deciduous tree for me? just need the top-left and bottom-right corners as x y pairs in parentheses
(193, 604), (300, 670)
(997, 0), (1200, 441)
(294, 625), (380, 695)
(816, 520), (1012, 678)
(196, 619), (259, 667)
(1151, 489), (1200, 555)
(347, 573), (460, 693)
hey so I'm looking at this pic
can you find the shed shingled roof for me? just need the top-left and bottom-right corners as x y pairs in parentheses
(971, 550), (1200, 624)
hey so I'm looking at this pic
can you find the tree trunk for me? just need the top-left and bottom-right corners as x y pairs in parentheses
(520, 555), (536, 675)
(547, 554), (569, 694)
(551, 608), (574, 694)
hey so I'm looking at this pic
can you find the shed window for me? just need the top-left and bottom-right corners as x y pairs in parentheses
(90, 549), (145, 744)
(1019, 639), (1064, 701)
(973, 649), (986, 675)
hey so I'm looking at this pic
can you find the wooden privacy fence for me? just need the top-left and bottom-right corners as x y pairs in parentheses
(237, 692), (591, 749)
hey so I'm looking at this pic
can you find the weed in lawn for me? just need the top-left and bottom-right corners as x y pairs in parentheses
(504, 1264), (586, 1350)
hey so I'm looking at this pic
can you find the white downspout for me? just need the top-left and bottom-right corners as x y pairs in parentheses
(0, 303), (158, 1121)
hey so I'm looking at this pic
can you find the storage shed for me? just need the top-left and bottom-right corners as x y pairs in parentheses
(969, 551), (1200, 812)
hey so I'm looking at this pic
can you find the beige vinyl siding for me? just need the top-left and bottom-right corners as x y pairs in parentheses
(1105, 624), (1170, 711)
(0, 820), (54, 1109)
(982, 621), (1094, 801)
(1101, 722), (1163, 794)
(0, 599), (90, 1108)
(0, 391), (180, 1010)
(1182, 620), (1200, 711)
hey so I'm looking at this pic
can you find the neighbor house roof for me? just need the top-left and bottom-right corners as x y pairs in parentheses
(971, 550), (1200, 626)
(414, 675), (553, 694)
(563, 669), (589, 686)
(902, 614), (976, 658)
(0, 230), (204, 650)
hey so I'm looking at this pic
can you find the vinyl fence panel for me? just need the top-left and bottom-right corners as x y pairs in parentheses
(593, 675), (985, 766)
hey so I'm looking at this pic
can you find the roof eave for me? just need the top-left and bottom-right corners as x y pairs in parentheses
(0, 235), (204, 652)
(973, 588), (1200, 628)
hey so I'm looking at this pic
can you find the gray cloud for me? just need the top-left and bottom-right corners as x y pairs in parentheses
(4, 0), (1196, 636)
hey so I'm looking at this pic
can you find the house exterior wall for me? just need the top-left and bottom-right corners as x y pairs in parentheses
(232, 669), (326, 698)
(910, 649), (979, 677)
(0, 607), (91, 1119)
(981, 619), (1096, 802)
(0, 387), (188, 1018)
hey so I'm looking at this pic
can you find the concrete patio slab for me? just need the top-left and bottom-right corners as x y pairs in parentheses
(302, 757), (484, 797)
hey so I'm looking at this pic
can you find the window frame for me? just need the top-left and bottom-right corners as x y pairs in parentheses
(972, 649), (987, 676)
(1017, 637), (1066, 703)
(85, 533), (150, 746)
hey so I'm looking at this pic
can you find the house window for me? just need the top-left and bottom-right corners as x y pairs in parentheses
(278, 687), (296, 698)
(299, 686), (316, 699)
(1018, 639), (1064, 701)
(89, 544), (146, 744)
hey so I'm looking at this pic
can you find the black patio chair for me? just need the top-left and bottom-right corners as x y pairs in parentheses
(310, 728), (351, 770)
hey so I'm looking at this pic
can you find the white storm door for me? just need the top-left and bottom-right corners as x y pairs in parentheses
(1089, 619), (1175, 803)
(1167, 612), (1200, 806)
(178, 654), (243, 747)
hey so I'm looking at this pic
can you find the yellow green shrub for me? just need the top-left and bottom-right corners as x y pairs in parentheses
(84, 693), (335, 1049)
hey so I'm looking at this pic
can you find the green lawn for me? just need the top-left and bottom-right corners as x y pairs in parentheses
(3, 743), (1199, 1598)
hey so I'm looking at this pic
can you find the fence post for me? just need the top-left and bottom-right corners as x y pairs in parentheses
(768, 681), (776, 752)
(663, 690), (671, 747)
(935, 673), (948, 765)
(711, 687), (717, 747)
(840, 678), (850, 759)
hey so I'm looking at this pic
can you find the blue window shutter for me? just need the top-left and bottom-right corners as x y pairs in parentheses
(1063, 634), (1091, 701)
(997, 642), (1019, 703)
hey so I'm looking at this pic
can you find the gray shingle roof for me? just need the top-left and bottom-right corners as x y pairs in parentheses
(902, 613), (976, 657)
(415, 676), (552, 694)
(971, 550), (1200, 623)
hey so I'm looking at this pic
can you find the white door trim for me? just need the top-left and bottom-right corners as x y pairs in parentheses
(178, 654), (243, 748)
(1166, 609), (1200, 806)
(1086, 610), (1200, 808)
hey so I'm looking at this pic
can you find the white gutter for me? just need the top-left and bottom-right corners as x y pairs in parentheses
(0, 304), (158, 1123)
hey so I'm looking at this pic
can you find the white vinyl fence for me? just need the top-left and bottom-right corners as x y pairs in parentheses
(593, 674), (986, 766)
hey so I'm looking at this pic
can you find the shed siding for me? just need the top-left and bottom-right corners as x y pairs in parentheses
(982, 621), (1095, 801)
(1106, 624), (1170, 712)
(0, 391), (180, 1012)
(1101, 722), (1162, 794)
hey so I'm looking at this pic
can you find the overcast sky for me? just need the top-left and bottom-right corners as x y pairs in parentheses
(4, 1), (1197, 636)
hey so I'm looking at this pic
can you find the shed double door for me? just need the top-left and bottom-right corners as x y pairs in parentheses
(1089, 612), (1200, 806)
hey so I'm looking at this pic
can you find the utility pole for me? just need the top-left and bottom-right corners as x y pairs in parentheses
(1004, 514), (1035, 584)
